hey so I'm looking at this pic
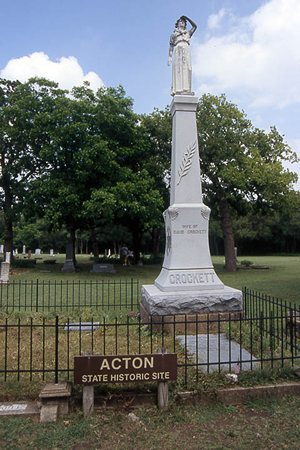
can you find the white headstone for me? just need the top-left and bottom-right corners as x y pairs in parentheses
(0, 262), (10, 283)
(50, 249), (54, 256)
(108, 249), (111, 257)
(0, 245), (3, 254)
(35, 248), (41, 255)
(22, 245), (26, 255)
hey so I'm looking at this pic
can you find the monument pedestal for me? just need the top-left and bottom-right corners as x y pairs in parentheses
(141, 94), (242, 320)
(142, 285), (242, 317)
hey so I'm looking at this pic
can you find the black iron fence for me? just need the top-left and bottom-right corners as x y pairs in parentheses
(0, 279), (140, 312)
(0, 288), (299, 386)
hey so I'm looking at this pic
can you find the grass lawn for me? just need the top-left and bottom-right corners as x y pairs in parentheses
(0, 396), (299, 449)
(9, 254), (300, 305)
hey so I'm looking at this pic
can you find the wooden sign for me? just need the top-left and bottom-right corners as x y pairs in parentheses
(74, 353), (177, 385)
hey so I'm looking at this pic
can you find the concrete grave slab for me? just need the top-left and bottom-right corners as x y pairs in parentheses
(90, 263), (116, 274)
(64, 322), (100, 332)
(177, 333), (258, 372)
(0, 402), (39, 416)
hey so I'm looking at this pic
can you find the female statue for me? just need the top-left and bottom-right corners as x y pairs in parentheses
(168, 15), (197, 96)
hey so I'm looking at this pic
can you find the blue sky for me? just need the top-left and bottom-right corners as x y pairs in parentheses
(1, 0), (300, 188)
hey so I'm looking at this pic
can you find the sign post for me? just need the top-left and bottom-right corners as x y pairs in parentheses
(74, 353), (177, 414)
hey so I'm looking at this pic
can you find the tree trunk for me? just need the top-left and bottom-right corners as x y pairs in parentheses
(91, 228), (99, 259)
(2, 165), (14, 259)
(131, 220), (143, 264)
(151, 228), (161, 256)
(62, 226), (77, 272)
(66, 227), (76, 261)
(219, 198), (237, 272)
(3, 213), (13, 257)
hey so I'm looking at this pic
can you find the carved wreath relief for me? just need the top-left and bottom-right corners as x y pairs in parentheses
(177, 142), (196, 185)
(200, 205), (210, 221)
(168, 207), (179, 221)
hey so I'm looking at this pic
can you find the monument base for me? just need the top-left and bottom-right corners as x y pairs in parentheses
(141, 284), (243, 333)
(61, 259), (76, 273)
(141, 284), (243, 320)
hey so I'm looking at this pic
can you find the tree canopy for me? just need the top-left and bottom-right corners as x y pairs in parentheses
(197, 93), (298, 270)
(0, 79), (298, 268)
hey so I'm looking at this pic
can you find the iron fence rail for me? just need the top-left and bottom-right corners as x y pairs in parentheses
(0, 279), (140, 312)
(0, 291), (299, 386)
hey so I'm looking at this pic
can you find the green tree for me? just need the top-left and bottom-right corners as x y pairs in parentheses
(138, 108), (171, 255)
(31, 84), (141, 263)
(0, 78), (65, 256)
(197, 94), (298, 271)
(86, 107), (170, 261)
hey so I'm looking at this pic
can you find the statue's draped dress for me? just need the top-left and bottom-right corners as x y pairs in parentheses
(170, 29), (192, 95)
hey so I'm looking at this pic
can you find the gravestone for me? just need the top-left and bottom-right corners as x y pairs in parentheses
(61, 242), (75, 272)
(0, 262), (10, 284)
(50, 249), (54, 256)
(90, 263), (116, 274)
(141, 16), (242, 320)
(22, 245), (26, 255)
(0, 245), (3, 254)
(0, 252), (11, 283)
(35, 248), (41, 256)
(0, 402), (39, 416)
(64, 322), (100, 332)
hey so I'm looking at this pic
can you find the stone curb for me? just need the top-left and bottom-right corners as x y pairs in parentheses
(217, 381), (300, 405)
(176, 381), (300, 406)
(1, 382), (299, 416)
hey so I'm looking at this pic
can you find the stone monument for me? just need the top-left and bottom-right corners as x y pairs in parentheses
(141, 16), (242, 319)
(0, 252), (11, 284)
(61, 242), (76, 273)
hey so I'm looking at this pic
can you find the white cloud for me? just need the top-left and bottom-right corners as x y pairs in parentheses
(194, 0), (300, 108)
(207, 8), (228, 30)
(0, 52), (104, 91)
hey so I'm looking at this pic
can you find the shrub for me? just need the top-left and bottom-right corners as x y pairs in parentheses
(12, 259), (37, 268)
(140, 255), (163, 265)
(240, 259), (253, 267)
(95, 256), (121, 265)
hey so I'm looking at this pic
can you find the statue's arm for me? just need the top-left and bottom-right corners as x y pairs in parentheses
(182, 15), (197, 36)
(168, 34), (174, 66)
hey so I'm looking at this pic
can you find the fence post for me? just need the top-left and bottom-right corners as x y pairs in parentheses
(36, 279), (39, 312)
(289, 308), (295, 365)
(130, 278), (134, 310)
(55, 316), (59, 383)
(243, 287), (247, 317)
